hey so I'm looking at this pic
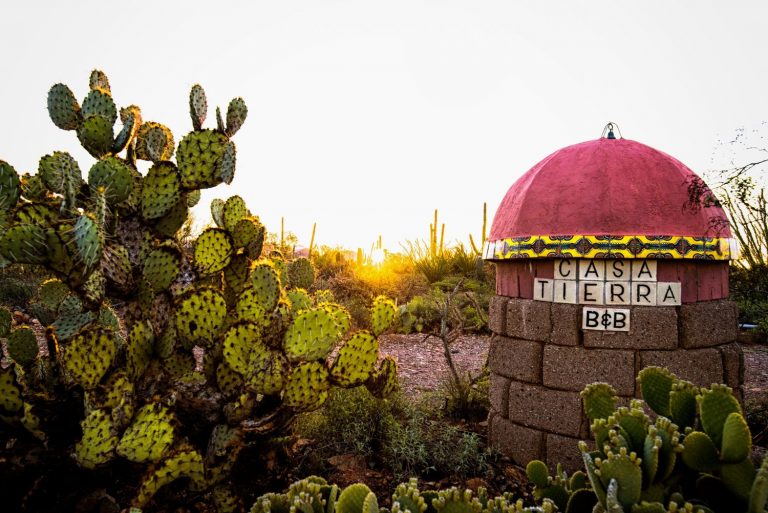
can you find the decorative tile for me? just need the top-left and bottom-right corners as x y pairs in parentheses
(533, 278), (554, 302)
(553, 280), (578, 304)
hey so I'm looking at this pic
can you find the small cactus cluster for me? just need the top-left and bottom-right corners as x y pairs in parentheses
(525, 367), (768, 513)
(248, 476), (554, 513)
(0, 70), (400, 510)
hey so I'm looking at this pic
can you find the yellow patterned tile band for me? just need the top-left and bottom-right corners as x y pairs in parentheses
(483, 235), (735, 260)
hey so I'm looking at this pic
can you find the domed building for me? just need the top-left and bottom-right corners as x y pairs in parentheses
(484, 126), (742, 470)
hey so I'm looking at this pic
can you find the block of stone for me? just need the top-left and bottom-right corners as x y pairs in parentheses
(489, 295), (509, 334)
(640, 348), (724, 389)
(490, 373), (511, 417)
(506, 298), (551, 342)
(546, 433), (592, 472)
(719, 342), (744, 389)
(543, 345), (635, 396)
(489, 336), (543, 383)
(679, 299), (738, 348)
(583, 306), (677, 349)
(490, 415), (545, 465)
(507, 381), (583, 437)
(549, 303), (581, 346)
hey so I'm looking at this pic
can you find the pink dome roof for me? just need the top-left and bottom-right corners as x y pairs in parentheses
(490, 138), (731, 240)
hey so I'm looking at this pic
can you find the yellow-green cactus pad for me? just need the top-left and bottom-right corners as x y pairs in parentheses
(222, 322), (266, 375)
(223, 195), (249, 232)
(63, 328), (117, 388)
(0, 161), (21, 211)
(248, 263), (281, 312)
(194, 227), (233, 275)
(52, 309), (96, 342)
(72, 213), (103, 269)
(39, 279), (70, 310)
(163, 351), (195, 379)
(38, 151), (81, 196)
(595, 448), (642, 509)
(177, 129), (230, 189)
(330, 331), (379, 387)
(319, 302), (352, 335)
(246, 348), (286, 395)
(638, 366), (675, 417)
(14, 202), (58, 226)
(116, 402), (175, 463)
(0, 367), (22, 414)
(126, 321), (154, 380)
(113, 105), (140, 154)
(217, 360), (245, 396)
(134, 447), (205, 507)
(232, 217), (264, 251)
(720, 411), (751, 463)
(135, 121), (175, 162)
(141, 162), (181, 220)
(7, 326), (38, 366)
(75, 409), (119, 469)
(89, 69), (111, 94)
(143, 247), (181, 291)
(81, 89), (117, 124)
(681, 431), (719, 472)
(153, 194), (190, 238)
(77, 115), (114, 158)
(211, 198), (226, 227)
(189, 84), (207, 131)
(47, 83), (82, 131)
(155, 325), (177, 359)
(287, 258), (315, 289)
(287, 289), (313, 313)
(283, 361), (330, 412)
(20, 172), (46, 201)
(698, 384), (742, 448)
(284, 308), (343, 362)
(224, 253), (251, 296)
(174, 288), (228, 346)
(581, 383), (618, 422)
(21, 402), (46, 441)
(371, 296), (397, 336)
(0, 224), (48, 264)
(83, 269), (106, 305)
(88, 157), (133, 203)
(235, 288), (270, 327)
(365, 356), (398, 399)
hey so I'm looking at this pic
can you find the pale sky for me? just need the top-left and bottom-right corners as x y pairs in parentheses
(1, 1), (767, 251)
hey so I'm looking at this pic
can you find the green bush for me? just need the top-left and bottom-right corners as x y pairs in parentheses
(294, 387), (491, 481)
(730, 264), (768, 340)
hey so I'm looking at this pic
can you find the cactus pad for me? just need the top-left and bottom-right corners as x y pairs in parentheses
(720, 411), (751, 463)
(218, 141), (237, 184)
(669, 380), (698, 431)
(126, 321), (154, 380)
(141, 162), (181, 220)
(525, 460), (550, 488)
(371, 296), (397, 336)
(246, 348), (286, 395)
(217, 360), (245, 396)
(225, 253), (251, 296)
(223, 195), (249, 232)
(0, 160), (20, 211)
(0, 367), (22, 414)
(174, 288), (228, 346)
(431, 488), (483, 513)
(248, 263), (282, 312)
(71, 213), (103, 269)
(596, 448), (642, 509)
(211, 198), (226, 227)
(365, 356), (398, 399)
(287, 258), (315, 289)
(681, 431), (719, 472)
(284, 308), (342, 361)
(47, 83), (82, 130)
(225, 97), (248, 137)
(78, 114), (114, 158)
(751, 456), (768, 513)
(189, 84), (208, 130)
(222, 322), (266, 375)
(88, 157), (133, 203)
(153, 194), (190, 238)
(116, 402), (175, 463)
(176, 129), (230, 189)
(0, 223), (48, 264)
(134, 447), (205, 507)
(135, 121), (175, 162)
(38, 150), (81, 196)
(194, 227), (233, 275)
(143, 247), (181, 291)
(63, 328), (117, 388)
(330, 331), (379, 387)
(638, 366), (674, 417)
(698, 384), (742, 448)
(581, 382), (618, 421)
(288, 289), (313, 313)
(232, 217), (264, 250)
(14, 202), (58, 226)
(75, 409), (119, 469)
(336, 483), (372, 513)
(7, 327), (38, 366)
(283, 361), (330, 412)
(81, 89), (117, 125)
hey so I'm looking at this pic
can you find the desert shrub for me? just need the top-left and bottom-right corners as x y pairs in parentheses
(441, 366), (490, 421)
(295, 387), (491, 481)
(730, 264), (768, 339)
(400, 276), (493, 334)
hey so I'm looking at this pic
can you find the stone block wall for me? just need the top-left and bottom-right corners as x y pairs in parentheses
(486, 294), (743, 471)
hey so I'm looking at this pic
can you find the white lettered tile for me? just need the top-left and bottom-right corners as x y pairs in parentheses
(579, 260), (605, 281)
(607, 308), (631, 332)
(605, 282), (631, 305)
(632, 282), (657, 305)
(553, 279), (578, 304)
(579, 281), (605, 305)
(555, 259), (578, 280)
(606, 260), (630, 281)
(582, 307), (606, 330)
(656, 282), (682, 306)
(533, 278), (554, 302)
(631, 260), (657, 281)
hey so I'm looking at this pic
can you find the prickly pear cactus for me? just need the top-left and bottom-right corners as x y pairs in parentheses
(0, 70), (400, 511)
